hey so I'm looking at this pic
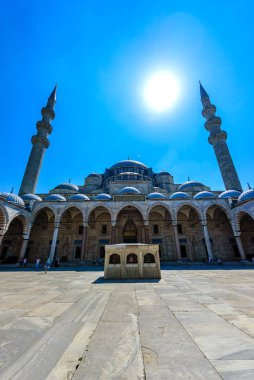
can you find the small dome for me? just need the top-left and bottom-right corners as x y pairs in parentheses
(54, 183), (79, 192)
(118, 187), (141, 195)
(44, 194), (66, 201)
(110, 160), (147, 169)
(69, 194), (90, 201)
(87, 173), (102, 178)
(22, 194), (42, 202)
(219, 190), (241, 199)
(238, 189), (254, 203)
(178, 181), (205, 191)
(194, 191), (217, 200)
(157, 171), (170, 176)
(0, 192), (25, 207)
(95, 193), (112, 200)
(170, 192), (191, 199)
(147, 192), (166, 200)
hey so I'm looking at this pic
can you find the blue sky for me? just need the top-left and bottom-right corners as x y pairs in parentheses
(0, 0), (253, 194)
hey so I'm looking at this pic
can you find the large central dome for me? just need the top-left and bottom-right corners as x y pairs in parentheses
(110, 160), (148, 170)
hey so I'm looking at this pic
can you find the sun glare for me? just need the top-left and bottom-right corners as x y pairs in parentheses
(143, 70), (180, 112)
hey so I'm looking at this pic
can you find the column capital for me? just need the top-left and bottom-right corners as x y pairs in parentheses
(201, 221), (207, 227)
(111, 221), (116, 227)
(83, 223), (88, 228)
(234, 233), (241, 237)
(54, 222), (60, 229)
(172, 221), (178, 227)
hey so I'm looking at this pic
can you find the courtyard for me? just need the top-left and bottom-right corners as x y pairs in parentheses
(0, 266), (254, 379)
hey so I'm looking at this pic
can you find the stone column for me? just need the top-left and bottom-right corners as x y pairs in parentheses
(111, 223), (116, 244)
(49, 223), (59, 261)
(19, 235), (29, 261)
(81, 225), (88, 261)
(202, 222), (213, 261)
(144, 224), (150, 244)
(235, 234), (246, 260)
(173, 223), (181, 260)
(0, 234), (4, 249)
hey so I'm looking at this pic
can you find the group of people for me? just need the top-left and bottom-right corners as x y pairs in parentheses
(19, 257), (60, 272)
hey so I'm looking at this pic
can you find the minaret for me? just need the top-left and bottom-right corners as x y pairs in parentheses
(19, 86), (57, 195)
(200, 82), (242, 191)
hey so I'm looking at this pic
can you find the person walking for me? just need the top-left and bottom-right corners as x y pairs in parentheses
(23, 257), (28, 267)
(44, 258), (51, 274)
(35, 258), (41, 271)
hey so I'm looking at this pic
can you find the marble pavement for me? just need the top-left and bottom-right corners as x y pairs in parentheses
(0, 267), (254, 379)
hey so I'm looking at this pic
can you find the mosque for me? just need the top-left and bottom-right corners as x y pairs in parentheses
(0, 84), (254, 264)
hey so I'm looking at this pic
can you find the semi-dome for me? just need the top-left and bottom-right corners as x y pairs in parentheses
(95, 193), (112, 200)
(238, 189), (254, 203)
(110, 160), (147, 170)
(194, 191), (217, 199)
(170, 192), (191, 199)
(44, 194), (66, 201)
(0, 192), (25, 207)
(54, 183), (79, 192)
(22, 194), (42, 202)
(147, 192), (166, 200)
(219, 190), (241, 199)
(118, 187), (141, 195)
(178, 181), (205, 191)
(68, 194), (90, 201)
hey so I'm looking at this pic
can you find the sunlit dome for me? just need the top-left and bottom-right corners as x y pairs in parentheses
(0, 192), (25, 207)
(238, 189), (254, 203)
(170, 192), (191, 199)
(118, 187), (141, 195)
(178, 181), (205, 191)
(147, 192), (166, 200)
(69, 194), (90, 201)
(219, 190), (241, 199)
(194, 191), (217, 200)
(54, 183), (79, 192)
(110, 160), (147, 170)
(44, 194), (66, 201)
(22, 194), (42, 202)
(95, 193), (112, 200)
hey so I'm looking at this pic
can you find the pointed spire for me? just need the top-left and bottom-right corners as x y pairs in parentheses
(49, 84), (57, 102)
(199, 81), (209, 99)
(247, 182), (251, 189)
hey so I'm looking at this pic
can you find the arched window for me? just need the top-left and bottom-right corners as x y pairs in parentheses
(109, 253), (120, 264)
(144, 253), (155, 263)
(126, 253), (138, 264)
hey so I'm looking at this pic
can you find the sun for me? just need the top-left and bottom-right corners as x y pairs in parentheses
(143, 70), (180, 112)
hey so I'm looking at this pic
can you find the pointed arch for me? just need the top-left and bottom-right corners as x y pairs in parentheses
(175, 202), (203, 222)
(87, 204), (113, 223)
(145, 202), (173, 222)
(115, 204), (145, 222)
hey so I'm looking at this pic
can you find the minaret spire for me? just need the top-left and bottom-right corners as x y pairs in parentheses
(19, 86), (57, 195)
(200, 82), (242, 191)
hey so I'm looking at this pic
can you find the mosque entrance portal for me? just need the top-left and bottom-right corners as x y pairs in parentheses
(123, 216), (137, 243)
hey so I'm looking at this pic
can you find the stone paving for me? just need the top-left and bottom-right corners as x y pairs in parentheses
(1, 267), (254, 379)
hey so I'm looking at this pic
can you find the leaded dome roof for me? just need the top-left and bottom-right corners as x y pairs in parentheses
(147, 192), (166, 200)
(0, 192), (25, 207)
(110, 160), (147, 170)
(54, 183), (79, 192)
(95, 193), (112, 200)
(22, 194), (42, 202)
(219, 190), (241, 199)
(118, 187), (141, 194)
(178, 181), (205, 191)
(194, 191), (217, 199)
(44, 194), (66, 201)
(69, 194), (90, 201)
(170, 192), (191, 199)
(238, 189), (254, 203)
